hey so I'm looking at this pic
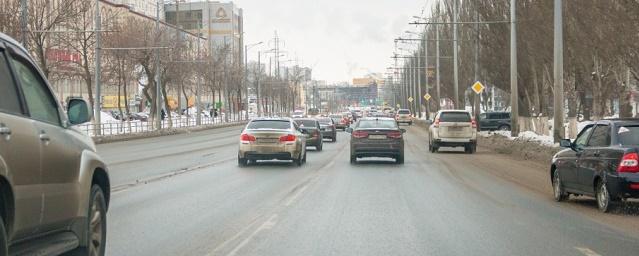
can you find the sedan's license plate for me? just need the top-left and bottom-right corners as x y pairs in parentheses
(369, 135), (386, 139)
(448, 127), (462, 131)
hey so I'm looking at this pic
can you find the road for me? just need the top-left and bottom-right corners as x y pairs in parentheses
(96, 125), (639, 256)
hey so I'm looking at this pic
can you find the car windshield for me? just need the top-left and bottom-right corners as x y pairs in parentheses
(439, 112), (471, 122)
(398, 110), (410, 114)
(357, 119), (398, 129)
(247, 120), (290, 130)
(617, 126), (639, 145)
(295, 120), (317, 128)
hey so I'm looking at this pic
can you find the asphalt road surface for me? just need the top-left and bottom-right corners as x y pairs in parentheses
(93, 125), (639, 256)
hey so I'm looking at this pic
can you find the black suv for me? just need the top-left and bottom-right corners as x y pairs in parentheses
(551, 119), (639, 212)
(479, 112), (511, 131)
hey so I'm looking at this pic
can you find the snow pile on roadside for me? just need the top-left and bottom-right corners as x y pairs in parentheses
(100, 111), (118, 123)
(480, 130), (557, 147)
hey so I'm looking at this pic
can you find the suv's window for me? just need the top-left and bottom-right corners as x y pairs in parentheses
(587, 124), (611, 147)
(499, 113), (510, 119)
(0, 51), (22, 115)
(479, 113), (487, 119)
(574, 125), (594, 149)
(10, 55), (60, 125)
(439, 112), (471, 122)
(357, 120), (398, 129)
(617, 126), (639, 145)
(398, 110), (410, 114)
(247, 120), (291, 130)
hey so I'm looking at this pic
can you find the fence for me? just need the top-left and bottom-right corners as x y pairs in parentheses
(77, 116), (247, 137)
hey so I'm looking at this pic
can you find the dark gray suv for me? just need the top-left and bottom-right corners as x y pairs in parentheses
(479, 112), (511, 131)
(0, 33), (110, 255)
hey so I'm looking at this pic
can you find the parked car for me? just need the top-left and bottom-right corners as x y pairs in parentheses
(479, 112), (511, 131)
(551, 119), (639, 212)
(294, 118), (323, 151)
(317, 117), (337, 142)
(238, 118), (307, 166)
(347, 117), (406, 164)
(429, 110), (477, 153)
(0, 32), (110, 255)
(395, 109), (412, 125)
(291, 110), (305, 118)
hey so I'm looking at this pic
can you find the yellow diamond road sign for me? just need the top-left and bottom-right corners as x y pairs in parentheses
(408, 97), (414, 103)
(471, 81), (485, 94)
(396, 104), (401, 108)
(423, 93), (431, 101)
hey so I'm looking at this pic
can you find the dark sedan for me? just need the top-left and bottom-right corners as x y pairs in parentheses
(295, 118), (323, 151)
(347, 117), (405, 164)
(317, 117), (337, 142)
(551, 119), (639, 212)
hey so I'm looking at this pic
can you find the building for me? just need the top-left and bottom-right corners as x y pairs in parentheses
(108, 0), (164, 19)
(165, 1), (243, 65)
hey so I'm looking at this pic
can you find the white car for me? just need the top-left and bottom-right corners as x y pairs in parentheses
(428, 110), (477, 153)
(395, 109), (413, 125)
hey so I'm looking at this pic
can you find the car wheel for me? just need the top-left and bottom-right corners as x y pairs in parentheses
(238, 156), (248, 167)
(85, 184), (107, 256)
(350, 155), (357, 164)
(295, 153), (303, 166)
(332, 136), (336, 142)
(396, 155), (404, 164)
(498, 125), (510, 131)
(430, 142), (438, 153)
(317, 143), (323, 151)
(0, 214), (7, 256)
(552, 170), (568, 202)
(248, 159), (256, 165)
(302, 150), (307, 164)
(596, 181), (613, 213)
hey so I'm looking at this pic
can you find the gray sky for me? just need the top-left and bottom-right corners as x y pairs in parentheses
(233, 0), (429, 83)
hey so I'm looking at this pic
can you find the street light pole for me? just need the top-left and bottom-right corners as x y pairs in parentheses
(94, 0), (102, 135)
(257, 51), (262, 117)
(155, 0), (162, 130)
(196, 25), (202, 125)
(423, 27), (429, 119)
(453, 0), (460, 109)
(553, 0), (564, 142)
(510, 0), (519, 137)
(436, 10), (441, 111)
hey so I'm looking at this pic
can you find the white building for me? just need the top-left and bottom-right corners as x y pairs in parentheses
(108, 0), (164, 19)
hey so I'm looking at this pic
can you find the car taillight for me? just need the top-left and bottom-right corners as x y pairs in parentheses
(434, 118), (440, 128)
(395, 114), (400, 119)
(471, 118), (477, 128)
(387, 131), (402, 139)
(618, 152), (639, 173)
(352, 130), (369, 139)
(279, 134), (296, 143)
(240, 133), (256, 143)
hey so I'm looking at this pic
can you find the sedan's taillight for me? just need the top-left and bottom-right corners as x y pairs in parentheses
(352, 130), (369, 139)
(387, 131), (402, 139)
(434, 118), (440, 128)
(240, 133), (256, 143)
(471, 118), (477, 129)
(618, 152), (639, 173)
(279, 134), (297, 143)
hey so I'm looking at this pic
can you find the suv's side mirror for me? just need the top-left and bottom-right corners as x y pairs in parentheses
(559, 139), (572, 149)
(67, 98), (92, 125)
(345, 127), (353, 133)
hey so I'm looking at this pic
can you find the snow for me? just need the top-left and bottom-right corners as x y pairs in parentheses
(480, 130), (557, 147)
(100, 111), (118, 122)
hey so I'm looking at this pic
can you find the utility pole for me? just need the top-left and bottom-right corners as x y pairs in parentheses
(553, 0), (564, 142)
(20, 0), (28, 47)
(474, 5), (481, 130)
(155, 0), (162, 130)
(423, 27), (429, 119)
(510, 0), (519, 137)
(244, 44), (249, 120)
(435, 10), (441, 111)
(176, 1), (182, 114)
(416, 47), (421, 117)
(196, 25), (202, 125)
(257, 51), (262, 117)
(453, 0), (460, 109)
(94, 0), (102, 135)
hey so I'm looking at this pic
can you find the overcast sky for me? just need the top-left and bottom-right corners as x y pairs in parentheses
(231, 0), (430, 83)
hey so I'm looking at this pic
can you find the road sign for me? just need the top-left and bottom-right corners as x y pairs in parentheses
(396, 104), (401, 108)
(408, 96), (414, 103)
(423, 93), (432, 101)
(471, 81), (485, 94)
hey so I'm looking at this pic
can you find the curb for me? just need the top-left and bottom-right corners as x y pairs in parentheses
(93, 122), (247, 144)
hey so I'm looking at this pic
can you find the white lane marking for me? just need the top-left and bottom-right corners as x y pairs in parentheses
(575, 247), (602, 256)
(226, 214), (278, 256)
(285, 185), (309, 206)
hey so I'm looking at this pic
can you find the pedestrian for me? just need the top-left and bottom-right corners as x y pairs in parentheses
(161, 109), (166, 120)
(210, 108), (214, 118)
(214, 109), (218, 118)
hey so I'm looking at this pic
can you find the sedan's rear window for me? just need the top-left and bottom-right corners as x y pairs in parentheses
(398, 110), (410, 114)
(247, 120), (290, 130)
(358, 120), (398, 129)
(439, 112), (471, 122)
(617, 126), (639, 145)
(295, 120), (317, 128)
(317, 118), (332, 124)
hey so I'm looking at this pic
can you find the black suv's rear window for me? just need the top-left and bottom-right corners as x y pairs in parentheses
(439, 112), (471, 122)
(295, 120), (317, 128)
(617, 126), (639, 145)
(398, 110), (410, 114)
(247, 120), (290, 130)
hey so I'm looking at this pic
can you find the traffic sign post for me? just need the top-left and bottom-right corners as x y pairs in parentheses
(471, 81), (485, 94)
(423, 93), (431, 101)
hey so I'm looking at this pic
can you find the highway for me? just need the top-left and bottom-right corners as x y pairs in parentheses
(96, 125), (639, 256)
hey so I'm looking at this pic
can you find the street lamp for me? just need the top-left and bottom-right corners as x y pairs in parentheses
(245, 41), (263, 120)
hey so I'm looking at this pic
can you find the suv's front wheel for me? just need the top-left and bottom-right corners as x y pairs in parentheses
(0, 214), (7, 256)
(84, 184), (107, 256)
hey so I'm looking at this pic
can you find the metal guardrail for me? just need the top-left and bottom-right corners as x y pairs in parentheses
(77, 116), (247, 137)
